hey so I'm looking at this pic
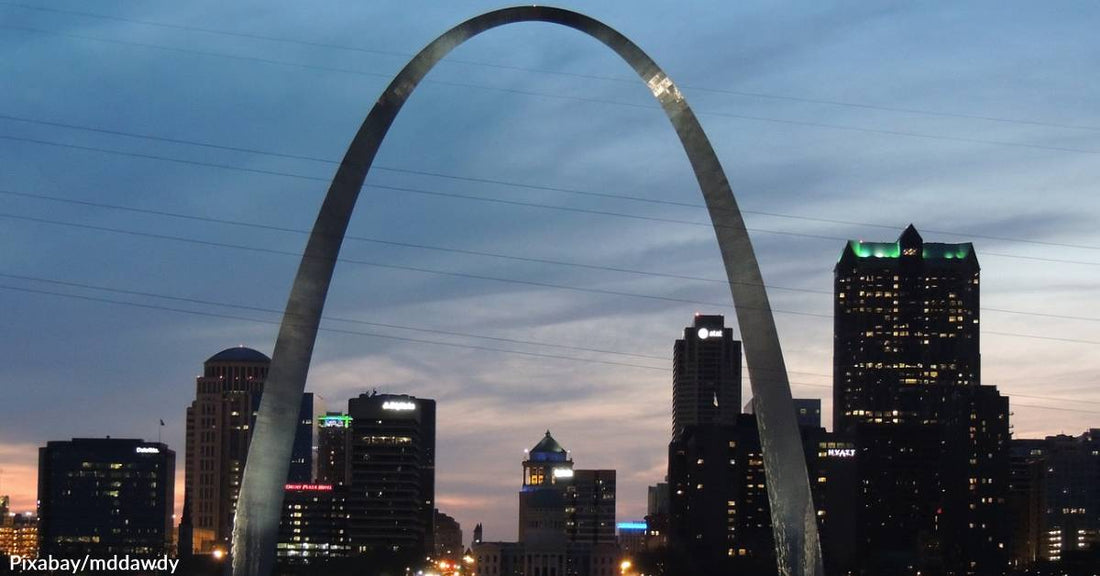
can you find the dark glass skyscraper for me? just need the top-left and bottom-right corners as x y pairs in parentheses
(834, 224), (981, 429)
(38, 438), (174, 557)
(346, 393), (436, 557)
(317, 412), (351, 486)
(833, 226), (1009, 575)
(672, 314), (740, 440)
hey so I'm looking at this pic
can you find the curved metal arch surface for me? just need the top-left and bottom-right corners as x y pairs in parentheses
(231, 6), (822, 576)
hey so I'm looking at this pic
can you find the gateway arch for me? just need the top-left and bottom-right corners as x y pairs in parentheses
(231, 6), (823, 576)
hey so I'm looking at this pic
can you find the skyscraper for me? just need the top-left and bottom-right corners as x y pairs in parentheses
(183, 346), (316, 553)
(317, 412), (351, 486)
(519, 431), (572, 546)
(667, 314), (745, 574)
(38, 438), (174, 557)
(475, 431), (619, 576)
(834, 224), (980, 430)
(672, 314), (740, 440)
(346, 393), (436, 557)
(833, 225), (1009, 574)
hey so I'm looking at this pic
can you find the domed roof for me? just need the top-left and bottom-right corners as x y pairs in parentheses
(205, 346), (270, 365)
(530, 430), (566, 455)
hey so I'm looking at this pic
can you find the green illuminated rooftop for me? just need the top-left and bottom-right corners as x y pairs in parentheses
(843, 225), (974, 263)
(320, 414), (352, 427)
(847, 240), (971, 259)
(849, 241), (900, 259)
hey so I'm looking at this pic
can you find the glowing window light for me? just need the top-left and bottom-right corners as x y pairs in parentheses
(552, 468), (574, 479)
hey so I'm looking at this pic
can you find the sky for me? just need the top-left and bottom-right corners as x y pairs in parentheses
(1, 0), (1099, 544)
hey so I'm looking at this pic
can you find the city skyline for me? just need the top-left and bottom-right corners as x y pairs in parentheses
(2, 0), (1099, 548)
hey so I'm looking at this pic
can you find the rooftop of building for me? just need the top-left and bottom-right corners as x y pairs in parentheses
(839, 224), (977, 266)
(205, 346), (270, 365)
(530, 430), (567, 455)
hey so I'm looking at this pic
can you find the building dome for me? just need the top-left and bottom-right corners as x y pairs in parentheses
(205, 346), (270, 365)
(530, 430), (567, 455)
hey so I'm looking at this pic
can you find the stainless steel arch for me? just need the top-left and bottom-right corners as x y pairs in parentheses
(230, 6), (822, 576)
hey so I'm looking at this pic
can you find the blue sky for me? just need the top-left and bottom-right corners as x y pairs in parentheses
(1, 0), (1098, 542)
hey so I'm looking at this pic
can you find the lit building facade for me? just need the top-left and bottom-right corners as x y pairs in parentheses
(346, 393), (436, 557)
(667, 413), (859, 574)
(276, 483), (349, 563)
(474, 431), (620, 576)
(183, 347), (316, 553)
(0, 497), (38, 560)
(1012, 430), (1100, 565)
(317, 412), (351, 486)
(834, 225), (981, 428)
(37, 438), (174, 557)
(834, 226), (1009, 575)
(520, 431), (573, 546)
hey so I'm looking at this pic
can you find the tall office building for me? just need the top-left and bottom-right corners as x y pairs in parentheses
(346, 393), (436, 557)
(672, 314), (740, 440)
(317, 412), (351, 486)
(184, 347), (316, 553)
(38, 438), (174, 557)
(833, 226), (1009, 575)
(519, 431), (573, 546)
(475, 431), (620, 576)
(669, 409), (859, 574)
(667, 314), (745, 575)
(834, 224), (980, 429)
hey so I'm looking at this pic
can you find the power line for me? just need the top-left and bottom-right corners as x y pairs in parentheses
(0, 271), (667, 361)
(0, 210), (826, 318)
(6, 187), (1100, 326)
(3, 111), (1098, 252)
(3, 133), (1099, 269)
(0, 188), (818, 294)
(2, 6), (1097, 421)
(4, 210), (1100, 347)
(3, 279), (1097, 416)
(0, 283), (666, 372)
(5, 23), (1100, 158)
(5, 1), (1100, 134)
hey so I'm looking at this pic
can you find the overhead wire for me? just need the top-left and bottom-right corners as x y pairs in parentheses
(2, 133), (1098, 268)
(2, 110), (1099, 252)
(3, 210), (1100, 346)
(2, 3), (1098, 417)
(4, 187), (1100, 326)
(4, 1), (1100, 134)
(3, 23), (1100, 159)
(2, 280), (1096, 416)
